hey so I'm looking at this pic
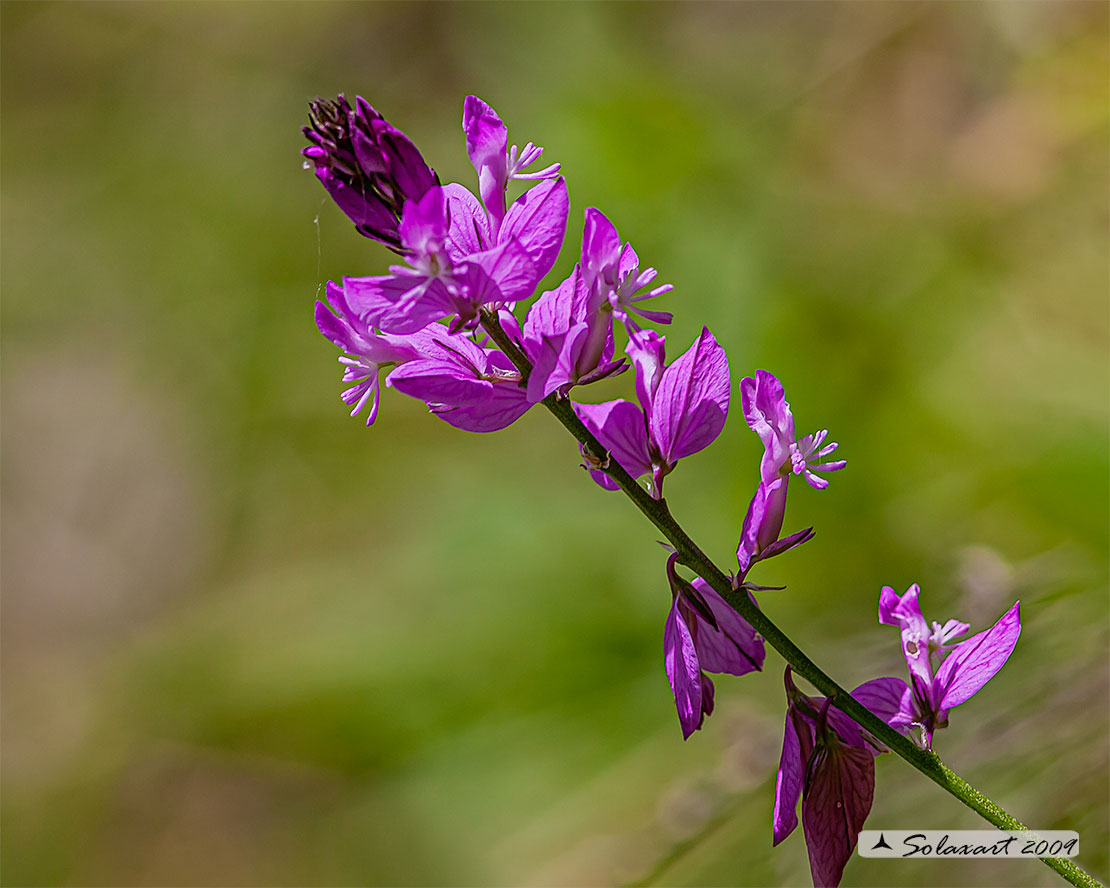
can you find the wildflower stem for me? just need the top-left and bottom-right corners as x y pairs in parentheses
(480, 309), (1103, 888)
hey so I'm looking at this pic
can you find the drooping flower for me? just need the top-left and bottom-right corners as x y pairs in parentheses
(663, 553), (764, 739)
(303, 95), (438, 251)
(774, 667), (914, 887)
(878, 584), (1021, 748)
(574, 327), (729, 496)
(314, 281), (421, 425)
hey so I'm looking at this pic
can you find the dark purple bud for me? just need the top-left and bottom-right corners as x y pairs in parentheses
(303, 95), (438, 251)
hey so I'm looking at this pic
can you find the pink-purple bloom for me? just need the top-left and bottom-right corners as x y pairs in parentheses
(878, 584), (1021, 748)
(314, 282), (421, 425)
(574, 327), (730, 496)
(580, 208), (673, 335)
(774, 667), (913, 888)
(664, 553), (764, 739)
(737, 370), (845, 571)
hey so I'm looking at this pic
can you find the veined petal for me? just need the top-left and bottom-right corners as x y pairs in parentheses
(850, 677), (917, 743)
(501, 177), (569, 281)
(459, 237), (540, 308)
(442, 183), (491, 261)
(773, 710), (804, 845)
(431, 383), (531, 433)
(935, 601), (1021, 710)
(397, 185), (449, 256)
(387, 358), (491, 407)
(650, 327), (730, 465)
(573, 399), (653, 482)
(626, 329), (666, 414)
(343, 274), (454, 335)
(692, 580), (764, 676)
(802, 738), (875, 888)
(664, 600), (704, 740)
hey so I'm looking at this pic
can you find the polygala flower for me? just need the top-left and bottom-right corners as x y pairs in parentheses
(663, 553), (764, 739)
(739, 370), (845, 560)
(314, 281), (421, 425)
(774, 667), (913, 888)
(303, 95), (437, 251)
(575, 327), (729, 496)
(878, 584), (1021, 748)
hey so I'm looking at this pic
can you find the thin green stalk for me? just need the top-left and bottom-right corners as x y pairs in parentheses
(480, 310), (1103, 888)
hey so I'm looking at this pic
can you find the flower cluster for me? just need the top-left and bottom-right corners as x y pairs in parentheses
(304, 95), (1022, 888)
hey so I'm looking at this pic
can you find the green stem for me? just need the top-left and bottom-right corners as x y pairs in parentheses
(480, 310), (1103, 888)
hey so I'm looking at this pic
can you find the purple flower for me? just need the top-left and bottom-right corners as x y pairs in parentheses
(443, 97), (569, 311)
(580, 209), (673, 338)
(663, 553), (764, 739)
(303, 95), (437, 251)
(519, 264), (627, 403)
(574, 327), (729, 496)
(462, 96), (562, 239)
(386, 323), (531, 433)
(314, 281), (421, 425)
(774, 667), (913, 887)
(342, 185), (540, 335)
(741, 370), (846, 489)
(879, 584), (1021, 748)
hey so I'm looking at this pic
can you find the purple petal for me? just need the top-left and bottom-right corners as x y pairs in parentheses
(740, 370), (795, 482)
(581, 208), (622, 280)
(442, 183), (492, 262)
(936, 601), (1021, 710)
(664, 601), (704, 740)
(877, 584), (934, 695)
(650, 327), (730, 465)
(501, 177), (568, 281)
(759, 525), (815, 562)
(372, 118), (437, 203)
(773, 712), (804, 845)
(626, 329), (666, 413)
(691, 579), (764, 677)
(431, 383), (531, 433)
(397, 185), (448, 255)
(850, 677), (917, 742)
(463, 95), (509, 225)
(343, 274), (454, 335)
(802, 741), (875, 888)
(387, 358), (490, 407)
(459, 237), (540, 307)
(573, 399), (654, 482)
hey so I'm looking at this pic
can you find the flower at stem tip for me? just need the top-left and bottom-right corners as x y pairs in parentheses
(303, 95), (438, 251)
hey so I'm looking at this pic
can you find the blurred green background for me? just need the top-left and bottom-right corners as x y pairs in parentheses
(2, 3), (1107, 886)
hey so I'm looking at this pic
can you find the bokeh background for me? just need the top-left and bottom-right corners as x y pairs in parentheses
(2, 2), (1107, 886)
